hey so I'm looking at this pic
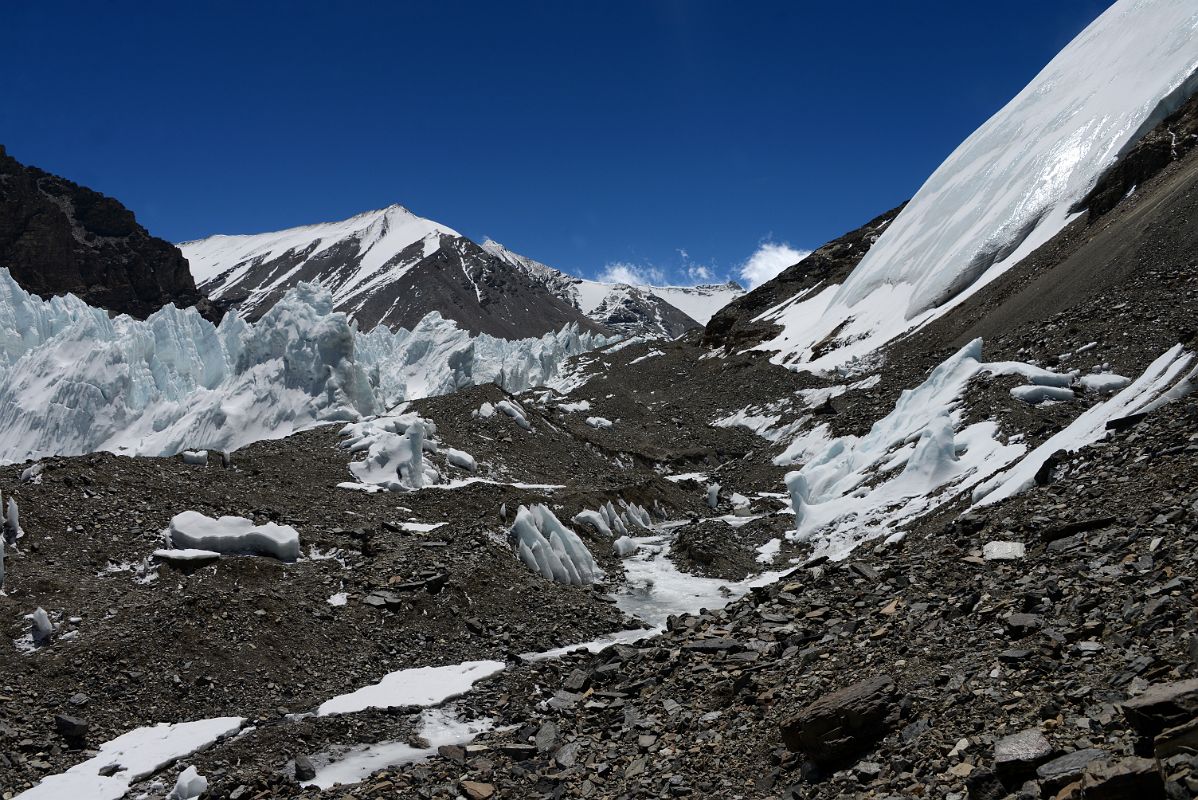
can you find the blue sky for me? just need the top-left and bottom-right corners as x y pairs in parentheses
(2, 1), (1114, 286)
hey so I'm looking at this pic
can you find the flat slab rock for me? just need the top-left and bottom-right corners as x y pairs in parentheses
(1121, 677), (1198, 738)
(779, 675), (897, 765)
(993, 728), (1053, 783)
(1081, 756), (1164, 796)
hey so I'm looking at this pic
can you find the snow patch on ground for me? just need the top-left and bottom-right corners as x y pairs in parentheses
(317, 661), (505, 716)
(304, 708), (495, 790)
(15, 716), (244, 800)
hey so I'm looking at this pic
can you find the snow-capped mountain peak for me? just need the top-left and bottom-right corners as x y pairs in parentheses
(183, 213), (745, 341)
(180, 207), (606, 339)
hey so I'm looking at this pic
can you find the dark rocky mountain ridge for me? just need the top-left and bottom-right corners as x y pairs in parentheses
(0, 145), (212, 319)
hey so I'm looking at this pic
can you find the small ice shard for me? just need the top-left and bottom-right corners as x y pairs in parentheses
(706, 483), (721, 509)
(181, 450), (208, 466)
(496, 400), (532, 430)
(444, 447), (476, 472)
(1011, 385), (1074, 404)
(167, 511), (300, 562)
(613, 536), (637, 557)
(572, 510), (611, 537)
(168, 765), (208, 800)
(6, 497), (23, 540)
(1077, 373), (1131, 394)
(983, 541), (1026, 561)
(585, 416), (613, 429)
(20, 463), (42, 483)
(31, 607), (52, 646)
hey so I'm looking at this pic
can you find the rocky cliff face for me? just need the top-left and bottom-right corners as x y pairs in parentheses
(0, 145), (206, 319)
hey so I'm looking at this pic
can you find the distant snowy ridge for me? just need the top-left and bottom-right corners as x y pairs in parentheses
(181, 206), (603, 339)
(758, 0), (1198, 372)
(0, 270), (612, 464)
(481, 239), (744, 329)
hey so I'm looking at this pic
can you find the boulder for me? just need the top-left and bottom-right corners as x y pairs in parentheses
(1081, 756), (1164, 798)
(779, 675), (897, 765)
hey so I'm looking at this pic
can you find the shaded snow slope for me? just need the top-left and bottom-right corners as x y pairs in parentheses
(0, 270), (611, 464)
(756, 0), (1198, 372)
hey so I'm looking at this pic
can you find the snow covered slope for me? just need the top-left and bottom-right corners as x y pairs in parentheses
(756, 0), (1198, 372)
(0, 269), (611, 463)
(180, 206), (602, 339)
(572, 278), (742, 328)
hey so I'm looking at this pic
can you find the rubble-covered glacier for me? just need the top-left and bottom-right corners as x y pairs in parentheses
(0, 270), (611, 464)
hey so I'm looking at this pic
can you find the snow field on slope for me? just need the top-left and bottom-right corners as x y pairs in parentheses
(572, 279), (743, 325)
(755, 0), (1198, 373)
(0, 270), (610, 464)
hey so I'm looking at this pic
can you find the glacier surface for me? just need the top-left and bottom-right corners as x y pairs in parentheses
(0, 270), (610, 464)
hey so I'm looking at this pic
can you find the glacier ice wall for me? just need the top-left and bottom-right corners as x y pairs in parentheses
(0, 270), (611, 464)
(760, 0), (1198, 372)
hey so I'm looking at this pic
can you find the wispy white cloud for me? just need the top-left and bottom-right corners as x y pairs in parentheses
(596, 240), (809, 289)
(598, 262), (667, 286)
(738, 241), (811, 289)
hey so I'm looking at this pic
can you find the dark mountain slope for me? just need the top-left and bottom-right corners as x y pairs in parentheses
(0, 145), (207, 318)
